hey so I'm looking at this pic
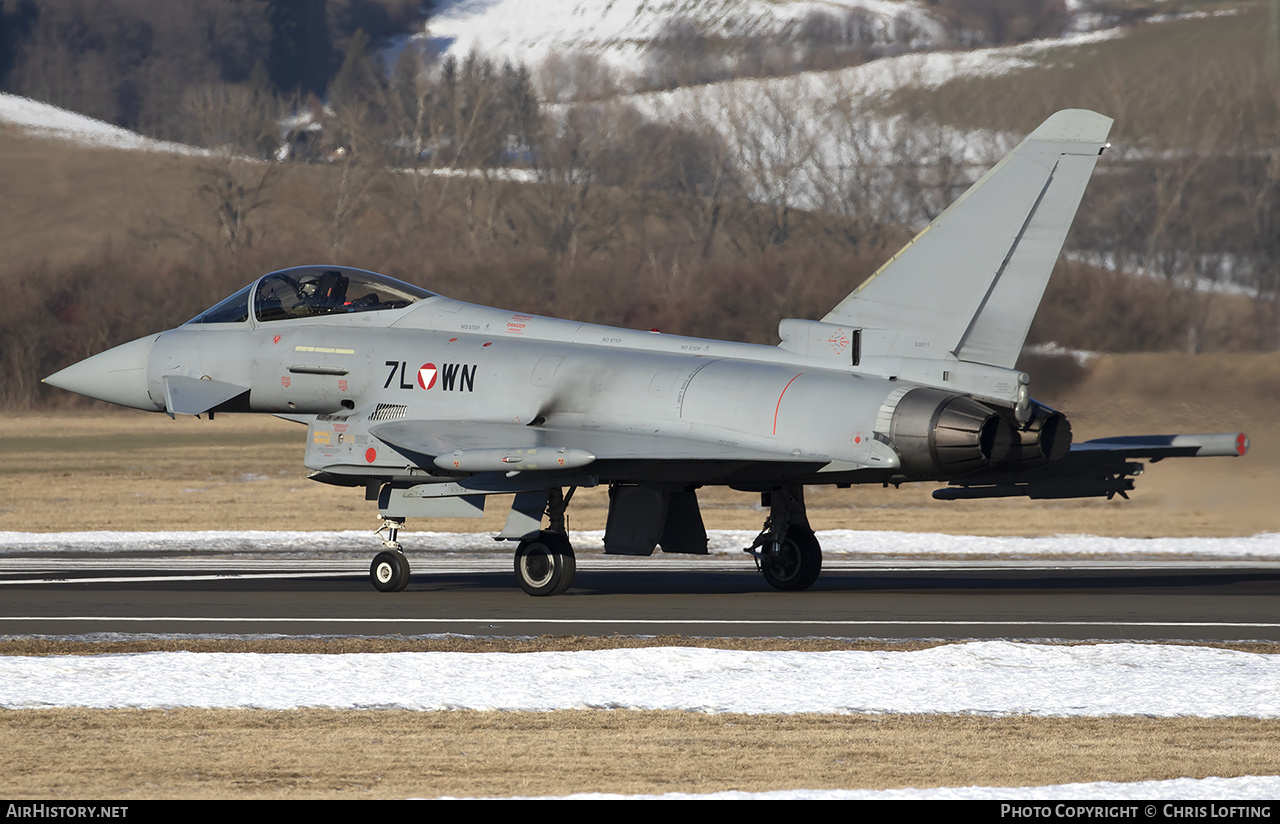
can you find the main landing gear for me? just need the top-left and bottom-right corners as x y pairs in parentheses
(514, 531), (576, 596)
(514, 487), (577, 596)
(746, 485), (823, 591)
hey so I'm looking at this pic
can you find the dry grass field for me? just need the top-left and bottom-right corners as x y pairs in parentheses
(3, 710), (1279, 799)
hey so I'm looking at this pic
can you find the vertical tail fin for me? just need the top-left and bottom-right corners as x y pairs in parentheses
(822, 110), (1112, 368)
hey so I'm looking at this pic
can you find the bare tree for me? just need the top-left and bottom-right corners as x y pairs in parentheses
(327, 155), (385, 255)
(808, 85), (899, 252)
(645, 18), (725, 90)
(181, 76), (280, 156)
(652, 89), (740, 258)
(195, 158), (276, 253)
(521, 102), (634, 264)
(536, 51), (623, 103)
(714, 78), (822, 257)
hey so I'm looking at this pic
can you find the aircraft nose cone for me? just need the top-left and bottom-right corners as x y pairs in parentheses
(44, 335), (159, 411)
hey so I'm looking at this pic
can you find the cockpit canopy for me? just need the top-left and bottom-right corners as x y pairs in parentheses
(188, 266), (436, 325)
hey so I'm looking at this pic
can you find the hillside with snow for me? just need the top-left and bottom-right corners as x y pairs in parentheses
(0, 93), (204, 156)
(411, 0), (943, 72)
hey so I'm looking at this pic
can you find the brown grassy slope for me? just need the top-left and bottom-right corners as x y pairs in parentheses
(881, 3), (1278, 148)
(0, 129), (392, 295)
(0, 131), (206, 267)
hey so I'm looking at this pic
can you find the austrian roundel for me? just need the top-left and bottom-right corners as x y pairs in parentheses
(417, 363), (437, 390)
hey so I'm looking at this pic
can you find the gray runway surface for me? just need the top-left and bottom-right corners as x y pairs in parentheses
(2, 553), (1279, 641)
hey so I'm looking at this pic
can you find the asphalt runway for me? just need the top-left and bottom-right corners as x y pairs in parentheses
(2, 553), (1279, 641)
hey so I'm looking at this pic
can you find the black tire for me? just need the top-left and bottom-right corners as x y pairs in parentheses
(370, 550), (410, 592)
(760, 526), (822, 591)
(514, 531), (576, 596)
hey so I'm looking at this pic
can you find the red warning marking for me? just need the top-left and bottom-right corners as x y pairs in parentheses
(772, 373), (803, 435)
(365, 448), (377, 463)
(417, 363), (438, 390)
(280, 376), (291, 388)
(272, 335), (281, 346)
(853, 433), (863, 445)
(1237, 433), (1249, 455)
(338, 380), (348, 392)
(482, 342), (492, 347)
(448, 337), (458, 342)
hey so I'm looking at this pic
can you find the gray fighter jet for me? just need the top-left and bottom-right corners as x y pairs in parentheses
(45, 110), (1248, 595)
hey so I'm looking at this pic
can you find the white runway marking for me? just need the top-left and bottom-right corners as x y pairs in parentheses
(0, 572), (349, 585)
(1, 556), (1275, 585)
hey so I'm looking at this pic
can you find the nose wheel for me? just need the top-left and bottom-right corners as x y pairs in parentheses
(370, 550), (410, 592)
(514, 531), (576, 596)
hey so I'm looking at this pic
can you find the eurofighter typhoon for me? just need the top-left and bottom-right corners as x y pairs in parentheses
(45, 110), (1248, 596)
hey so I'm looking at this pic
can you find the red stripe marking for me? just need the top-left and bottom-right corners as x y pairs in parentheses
(773, 373), (802, 435)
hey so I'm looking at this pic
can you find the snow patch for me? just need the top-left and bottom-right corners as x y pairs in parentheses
(2, 530), (1278, 560)
(1, 642), (1277, 716)
(557, 774), (1280, 799)
(0, 93), (205, 155)
(418, 0), (943, 73)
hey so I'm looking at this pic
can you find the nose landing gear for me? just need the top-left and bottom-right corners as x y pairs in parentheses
(369, 517), (410, 592)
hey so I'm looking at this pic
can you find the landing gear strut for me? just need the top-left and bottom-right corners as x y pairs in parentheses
(513, 487), (576, 597)
(370, 517), (410, 592)
(746, 485), (822, 591)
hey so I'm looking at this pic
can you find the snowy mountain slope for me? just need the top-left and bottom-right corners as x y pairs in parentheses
(613, 28), (1123, 212)
(0, 92), (204, 155)
(411, 0), (942, 71)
